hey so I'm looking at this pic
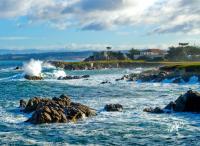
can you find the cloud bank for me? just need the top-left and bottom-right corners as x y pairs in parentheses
(0, 0), (199, 34)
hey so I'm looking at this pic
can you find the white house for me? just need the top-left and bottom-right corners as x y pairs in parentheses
(134, 49), (167, 59)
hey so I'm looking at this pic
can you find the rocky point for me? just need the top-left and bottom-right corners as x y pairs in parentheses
(20, 94), (96, 124)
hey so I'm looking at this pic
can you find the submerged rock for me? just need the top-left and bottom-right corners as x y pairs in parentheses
(57, 75), (90, 80)
(100, 81), (111, 84)
(14, 66), (21, 70)
(144, 90), (200, 114)
(20, 94), (96, 124)
(24, 75), (43, 80)
(104, 104), (123, 112)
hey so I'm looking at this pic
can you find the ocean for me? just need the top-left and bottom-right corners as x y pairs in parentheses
(0, 60), (200, 145)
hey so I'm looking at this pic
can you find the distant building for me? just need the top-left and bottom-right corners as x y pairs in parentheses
(134, 49), (167, 59)
(179, 43), (189, 47)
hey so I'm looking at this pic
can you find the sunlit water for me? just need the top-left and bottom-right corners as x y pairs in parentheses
(0, 60), (200, 145)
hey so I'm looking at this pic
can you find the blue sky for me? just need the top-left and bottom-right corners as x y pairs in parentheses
(0, 0), (199, 50)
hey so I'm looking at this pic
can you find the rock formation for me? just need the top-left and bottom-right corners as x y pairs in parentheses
(20, 94), (96, 124)
(118, 67), (200, 83)
(144, 90), (200, 113)
(57, 75), (90, 80)
(24, 75), (43, 80)
(104, 104), (123, 112)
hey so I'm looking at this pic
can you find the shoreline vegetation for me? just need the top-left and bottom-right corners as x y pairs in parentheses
(50, 60), (200, 71)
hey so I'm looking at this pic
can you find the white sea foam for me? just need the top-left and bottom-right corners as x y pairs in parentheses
(23, 59), (42, 76)
(53, 70), (66, 78)
(42, 62), (55, 69)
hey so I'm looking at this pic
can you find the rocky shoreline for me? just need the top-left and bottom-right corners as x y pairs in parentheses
(50, 61), (163, 70)
(117, 64), (200, 83)
(18, 90), (200, 125)
(19, 94), (124, 124)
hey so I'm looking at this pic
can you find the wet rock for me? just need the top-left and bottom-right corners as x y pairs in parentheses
(104, 104), (123, 112)
(143, 107), (164, 113)
(82, 75), (90, 78)
(71, 102), (97, 117)
(164, 90), (200, 112)
(14, 66), (21, 70)
(58, 75), (90, 80)
(115, 75), (129, 81)
(24, 75), (43, 80)
(123, 68), (200, 84)
(19, 99), (27, 108)
(144, 90), (200, 114)
(21, 94), (96, 124)
(100, 81), (111, 84)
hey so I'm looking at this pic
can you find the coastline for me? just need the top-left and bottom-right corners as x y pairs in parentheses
(50, 60), (200, 70)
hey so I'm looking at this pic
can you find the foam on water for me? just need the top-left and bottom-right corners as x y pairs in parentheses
(42, 62), (55, 69)
(1, 62), (200, 145)
(53, 70), (66, 78)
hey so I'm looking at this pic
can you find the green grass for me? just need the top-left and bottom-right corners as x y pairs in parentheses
(52, 60), (200, 72)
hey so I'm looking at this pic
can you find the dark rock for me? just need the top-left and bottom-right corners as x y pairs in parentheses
(21, 94), (96, 124)
(19, 99), (27, 108)
(82, 75), (90, 78)
(124, 68), (200, 83)
(14, 66), (21, 70)
(164, 90), (200, 112)
(104, 104), (123, 112)
(144, 90), (200, 114)
(58, 75), (90, 80)
(24, 75), (43, 80)
(143, 107), (164, 113)
(100, 81), (111, 84)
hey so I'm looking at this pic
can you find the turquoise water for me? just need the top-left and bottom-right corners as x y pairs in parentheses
(0, 60), (200, 145)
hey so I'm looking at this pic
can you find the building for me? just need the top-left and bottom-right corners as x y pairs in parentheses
(134, 49), (167, 59)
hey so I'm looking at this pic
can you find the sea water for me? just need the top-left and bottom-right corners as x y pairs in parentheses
(0, 60), (200, 145)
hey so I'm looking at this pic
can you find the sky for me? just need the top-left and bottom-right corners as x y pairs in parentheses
(0, 0), (200, 51)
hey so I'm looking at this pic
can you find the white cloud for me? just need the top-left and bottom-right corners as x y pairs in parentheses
(0, 36), (30, 40)
(0, 0), (199, 34)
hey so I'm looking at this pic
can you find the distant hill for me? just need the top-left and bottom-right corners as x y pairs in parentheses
(0, 51), (94, 61)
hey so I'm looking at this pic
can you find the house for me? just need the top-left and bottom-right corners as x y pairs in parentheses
(134, 49), (167, 59)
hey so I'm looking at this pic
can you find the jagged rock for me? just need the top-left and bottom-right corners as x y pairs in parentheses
(100, 81), (111, 84)
(19, 99), (27, 108)
(14, 66), (21, 70)
(21, 94), (96, 124)
(123, 68), (200, 83)
(24, 75), (43, 80)
(144, 90), (200, 114)
(164, 90), (200, 112)
(115, 75), (129, 81)
(104, 104), (123, 112)
(57, 75), (90, 80)
(82, 75), (90, 78)
(143, 107), (164, 113)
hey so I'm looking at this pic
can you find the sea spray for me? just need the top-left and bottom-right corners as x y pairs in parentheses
(42, 62), (55, 69)
(23, 59), (42, 76)
(53, 70), (66, 78)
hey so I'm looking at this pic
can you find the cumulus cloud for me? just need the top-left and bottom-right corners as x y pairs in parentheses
(0, 0), (199, 34)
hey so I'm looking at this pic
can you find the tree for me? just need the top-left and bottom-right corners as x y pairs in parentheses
(126, 48), (140, 60)
(106, 46), (112, 51)
(166, 46), (200, 61)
